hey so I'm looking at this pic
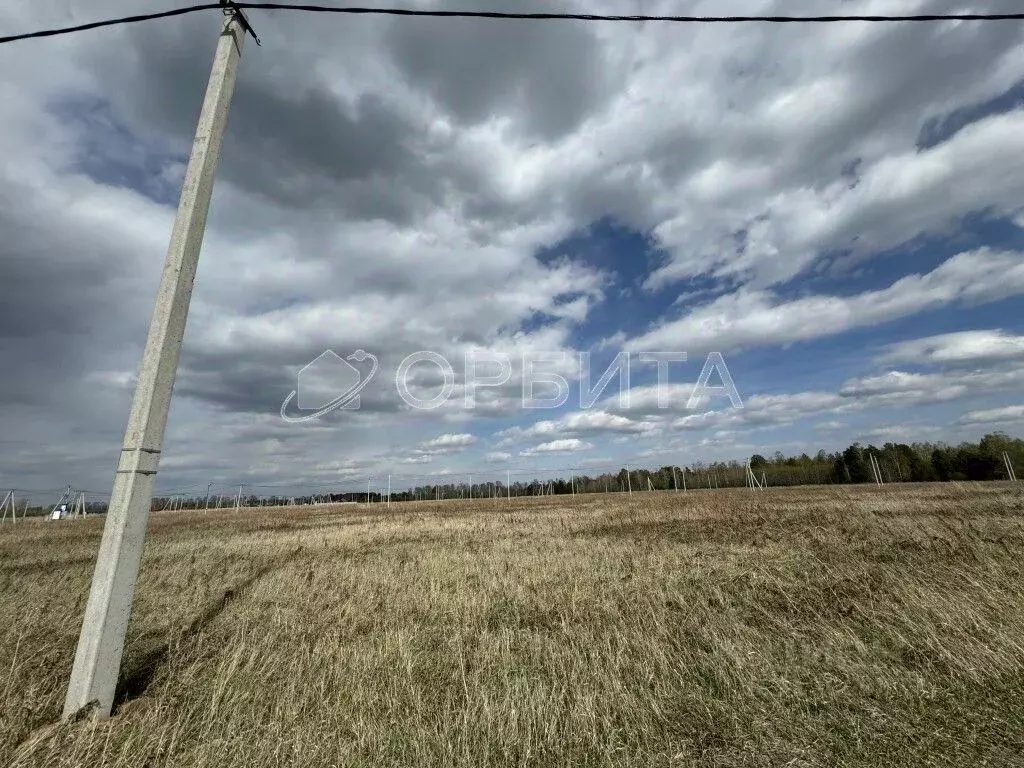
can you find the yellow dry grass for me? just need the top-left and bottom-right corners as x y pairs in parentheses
(2, 483), (1024, 767)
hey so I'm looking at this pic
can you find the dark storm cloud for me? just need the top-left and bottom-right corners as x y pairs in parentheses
(73, 10), (450, 225)
(175, 348), (409, 418)
(0, 179), (159, 408)
(383, 0), (616, 141)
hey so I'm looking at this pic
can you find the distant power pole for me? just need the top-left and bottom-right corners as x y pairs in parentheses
(64, 8), (252, 720)
(0, 490), (17, 524)
(869, 454), (884, 486)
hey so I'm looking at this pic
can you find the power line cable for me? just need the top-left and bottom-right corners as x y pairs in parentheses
(3, 4), (1023, 45)
(0, 5), (219, 45)
(233, 5), (1024, 23)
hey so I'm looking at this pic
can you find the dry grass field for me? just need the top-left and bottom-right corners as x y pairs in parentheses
(2, 483), (1024, 767)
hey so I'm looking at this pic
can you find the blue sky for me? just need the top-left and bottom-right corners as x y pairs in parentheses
(1, 0), (1024, 503)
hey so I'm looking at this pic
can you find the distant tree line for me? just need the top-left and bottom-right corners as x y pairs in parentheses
(391, 432), (1024, 500)
(67, 432), (1021, 515)
(746, 432), (1022, 487)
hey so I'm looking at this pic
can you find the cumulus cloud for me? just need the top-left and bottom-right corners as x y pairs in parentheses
(629, 248), (1024, 353)
(878, 330), (1024, 366)
(422, 433), (477, 449)
(520, 439), (595, 457)
(496, 410), (657, 444)
(958, 405), (1024, 425)
(856, 425), (945, 442)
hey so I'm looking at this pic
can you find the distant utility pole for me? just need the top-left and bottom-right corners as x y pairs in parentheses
(205, 482), (213, 511)
(64, 8), (253, 720)
(507, 470), (511, 500)
(0, 490), (18, 524)
(869, 454), (884, 486)
(1004, 451), (1018, 482)
(626, 464), (633, 495)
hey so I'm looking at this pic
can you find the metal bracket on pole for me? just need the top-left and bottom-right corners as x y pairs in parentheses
(221, 0), (261, 46)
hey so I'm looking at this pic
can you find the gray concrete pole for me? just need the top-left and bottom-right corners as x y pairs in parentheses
(63, 13), (246, 720)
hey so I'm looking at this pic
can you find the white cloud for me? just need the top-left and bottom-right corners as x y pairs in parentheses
(647, 110), (1024, 291)
(879, 330), (1024, 366)
(399, 455), (433, 465)
(422, 433), (477, 449)
(497, 410), (657, 443)
(815, 421), (846, 432)
(671, 391), (848, 432)
(520, 438), (594, 457)
(856, 425), (944, 442)
(629, 248), (1024, 353)
(401, 431), (479, 463)
(959, 405), (1024, 425)
(622, 364), (1024, 438)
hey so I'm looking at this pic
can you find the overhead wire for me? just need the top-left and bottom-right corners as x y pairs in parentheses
(2, 3), (1023, 45)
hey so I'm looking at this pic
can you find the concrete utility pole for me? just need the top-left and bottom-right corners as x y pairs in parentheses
(0, 491), (17, 524)
(64, 9), (250, 720)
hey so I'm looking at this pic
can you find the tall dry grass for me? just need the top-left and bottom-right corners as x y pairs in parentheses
(2, 483), (1024, 767)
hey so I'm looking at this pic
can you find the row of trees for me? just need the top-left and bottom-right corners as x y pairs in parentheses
(395, 433), (1022, 498)
(319, 432), (1023, 502)
(748, 432), (1023, 486)
(115, 432), (1024, 513)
